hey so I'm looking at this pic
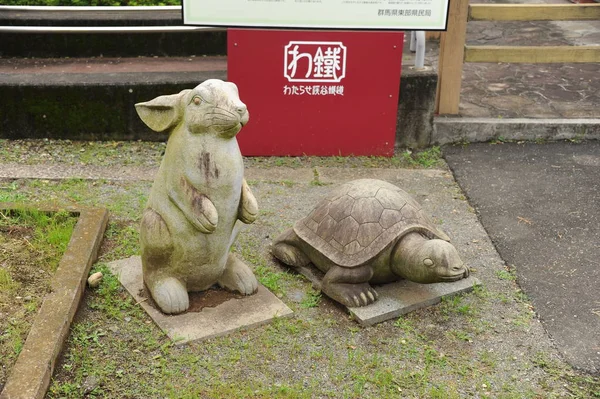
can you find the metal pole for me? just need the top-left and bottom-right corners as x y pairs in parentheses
(415, 31), (426, 69)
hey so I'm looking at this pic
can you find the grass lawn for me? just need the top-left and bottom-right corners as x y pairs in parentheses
(0, 140), (598, 398)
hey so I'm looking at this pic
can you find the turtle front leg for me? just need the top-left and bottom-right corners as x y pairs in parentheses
(322, 265), (378, 307)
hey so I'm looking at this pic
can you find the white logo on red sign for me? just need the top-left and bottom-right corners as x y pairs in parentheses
(284, 41), (347, 83)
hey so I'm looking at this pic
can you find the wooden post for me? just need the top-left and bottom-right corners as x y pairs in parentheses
(436, 0), (470, 115)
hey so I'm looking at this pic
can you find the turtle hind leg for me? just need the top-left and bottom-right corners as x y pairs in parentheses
(322, 265), (378, 307)
(271, 228), (310, 267)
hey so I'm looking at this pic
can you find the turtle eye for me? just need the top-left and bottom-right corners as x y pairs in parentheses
(423, 258), (434, 267)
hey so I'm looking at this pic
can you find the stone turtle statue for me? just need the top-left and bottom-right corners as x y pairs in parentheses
(136, 79), (258, 314)
(272, 179), (469, 307)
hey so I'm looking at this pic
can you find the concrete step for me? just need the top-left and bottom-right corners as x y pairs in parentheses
(0, 56), (227, 141)
(1, 30), (226, 58)
(0, 55), (437, 147)
(0, 7), (226, 57)
(0, 6), (183, 26)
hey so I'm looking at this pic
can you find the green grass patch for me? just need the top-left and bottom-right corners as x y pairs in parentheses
(310, 167), (327, 186)
(254, 265), (285, 296)
(0, 268), (16, 291)
(0, 208), (77, 272)
(0, 139), (448, 171)
(299, 289), (321, 309)
(401, 146), (442, 168)
(496, 269), (517, 281)
(0, 207), (77, 385)
(0, 181), (28, 202)
(87, 264), (138, 320)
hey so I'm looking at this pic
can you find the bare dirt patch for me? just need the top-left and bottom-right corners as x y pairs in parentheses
(137, 285), (244, 313)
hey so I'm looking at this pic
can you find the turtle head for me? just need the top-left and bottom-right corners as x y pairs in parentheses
(392, 237), (469, 283)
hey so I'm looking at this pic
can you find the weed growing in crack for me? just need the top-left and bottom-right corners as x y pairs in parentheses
(299, 289), (321, 308)
(401, 146), (442, 168)
(310, 167), (326, 186)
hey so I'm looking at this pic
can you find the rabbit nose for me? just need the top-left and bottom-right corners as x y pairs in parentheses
(236, 105), (247, 115)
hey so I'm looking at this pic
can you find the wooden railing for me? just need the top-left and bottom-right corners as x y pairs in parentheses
(435, 3), (600, 115)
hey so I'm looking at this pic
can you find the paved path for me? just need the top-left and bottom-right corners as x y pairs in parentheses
(444, 141), (600, 374)
(426, 0), (600, 118)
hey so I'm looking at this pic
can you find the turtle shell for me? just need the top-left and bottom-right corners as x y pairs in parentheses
(294, 179), (450, 267)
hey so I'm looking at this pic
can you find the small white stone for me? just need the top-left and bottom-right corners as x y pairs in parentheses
(87, 272), (103, 288)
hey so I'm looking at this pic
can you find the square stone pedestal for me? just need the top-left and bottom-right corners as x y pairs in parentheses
(348, 276), (481, 326)
(295, 264), (480, 326)
(109, 256), (293, 344)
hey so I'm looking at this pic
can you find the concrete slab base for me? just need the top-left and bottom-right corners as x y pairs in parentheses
(433, 117), (600, 146)
(294, 264), (480, 326)
(348, 277), (481, 326)
(109, 256), (293, 344)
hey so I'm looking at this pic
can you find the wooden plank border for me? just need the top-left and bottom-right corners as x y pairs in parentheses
(469, 4), (600, 21)
(465, 45), (600, 63)
(0, 204), (109, 399)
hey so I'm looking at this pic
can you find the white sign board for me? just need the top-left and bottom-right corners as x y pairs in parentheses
(182, 0), (449, 31)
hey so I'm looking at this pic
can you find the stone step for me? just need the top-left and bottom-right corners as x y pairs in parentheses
(0, 56), (227, 79)
(1, 30), (226, 58)
(0, 6), (183, 26)
(0, 56), (227, 141)
(0, 7), (225, 57)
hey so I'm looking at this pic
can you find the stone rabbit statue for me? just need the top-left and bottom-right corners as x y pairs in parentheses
(135, 79), (259, 314)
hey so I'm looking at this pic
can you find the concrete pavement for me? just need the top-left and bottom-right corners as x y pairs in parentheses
(444, 141), (600, 374)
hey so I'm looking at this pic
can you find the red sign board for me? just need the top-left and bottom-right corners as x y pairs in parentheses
(228, 29), (404, 156)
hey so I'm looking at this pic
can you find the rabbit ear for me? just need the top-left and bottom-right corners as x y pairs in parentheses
(135, 89), (191, 132)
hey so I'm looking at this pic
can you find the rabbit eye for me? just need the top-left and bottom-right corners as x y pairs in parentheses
(423, 259), (434, 267)
(193, 96), (202, 105)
